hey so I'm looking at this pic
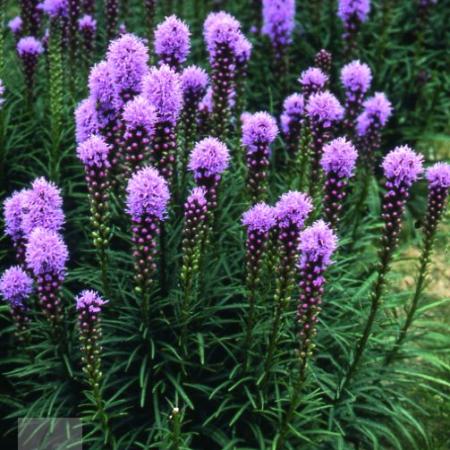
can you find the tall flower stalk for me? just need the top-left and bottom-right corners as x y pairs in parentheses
(76, 135), (112, 297)
(384, 162), (450, 365)
(298, 67), (328, 102)
(125, 166), (170, 319)
(242, 112), (279, 203)
(336, 146), (423, 400)
(78, 14), (96, 66)
(262, 191), (313, 387)
(280, 93), (305, 165)
(276, 220), (337, 450)
(17, 36), (44, 102)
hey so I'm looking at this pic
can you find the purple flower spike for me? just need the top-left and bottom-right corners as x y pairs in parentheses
(321, 137), (358, 228)
(314, 49), (332, 76)
(77, 134), (111, 168)
(181, 66), (209, 101)
(4, 189), (29, 263)
(382, 145), (424, 188)
(297, 220), (337, 360)
(78, 14), (96, 57)
(299, 67), (328, 100)
(74, 97), (100, 144)
(142, 65), (182, 181)
(21, 177), (64, 236)
(242, 202), (276, 234)
(281, 93), (305, 159)
(154, 15), (191, 70)
(41, 0), (68, 19)
(423, 163), (450, 239)
(126, 166), (170, 295)
(25, 227), (68, 325)
(0, 266), (33, 341)
(122, 95), (157, 175)
(262, 0), (296, 60)
(275, 191), (313, 231)
(107, 33), (149, 103)
(17, 36), (43, 95)
(76, 289), (107, 314)
(242, 112), (279, 202)
(8, 16), (23, 39)
(337, 0), (371, 52)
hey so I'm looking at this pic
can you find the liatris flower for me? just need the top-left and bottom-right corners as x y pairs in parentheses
(298, 67), (328, 101)
(338, 147), (423, 395)
(306, 91), (344, 198)
(262, 0), (295, 62)
(280, 93), (305, 160)
(122, 95), (157, 176)
(242, 203), (276, 360)
(180, 66), (209, 168)
(234, 34), (253, 115)
(105, 0), (119, 39)
(179, 187), (209, 330)
(188, 137), (230, 209)
(25, 227), (68, 326)
(17, 36), (43, 98)
(340, 60), (372, 133)
(21, 177), (65, 236)
(41, 0), (68, 20)
(107, 33), (149, 104)
(384, 162), (450, 366)
(78, 14), (96, 61)
(8, 16), (23, 40)
(320, 137), (358, 228)
(262, 191), (313, 386)
(314, 49), (332, 77)
(242, 112), (279, 202)
(154, 15), (191, 70)
(356, 92), (393, 167)
(0, 266), (33, 343)
(75, 97), (100, 143)
(142, 65), (182, 182)
(4, 189), (29, 264)
(204, 12), (242, 139)
(337, 0), (371, 53)
(125, 166), (170, 308)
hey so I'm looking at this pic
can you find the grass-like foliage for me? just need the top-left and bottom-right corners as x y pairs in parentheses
(0, 1), (449, 449)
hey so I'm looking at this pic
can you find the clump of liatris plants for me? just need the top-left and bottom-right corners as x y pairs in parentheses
(0, 266), (33, 344)
(188, 137), (230, 209)
(16, 36), (43, 99)
(337, 146), (423, 397)
(305, 91), (344, 198)
(299, 67), (328, 101)
(154, 15), (191, 71)
(337, 0), (371, 54)
(340, 60), (372, 134)
(242, 111), (278, 203)
(25, 227), (68, 328)
(142, 64), (183, 182)
(321, 137), (358, 228)
(314, 49), (332, 77)
(126, 166), (170, 316)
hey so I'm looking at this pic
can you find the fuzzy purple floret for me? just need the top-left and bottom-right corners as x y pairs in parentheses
(242, 112), (279, 150)
(187, 187), (208, 208)
(382, 145), (424, 187)
(280, 93), (304, 134)
(242, 202), (276, 233)
(188, 137), (230, 177)
(106, 33), (149, 96)
(340, 60), (372, 94)
(76, 135), (111, 168)
(426, 163), (450, 189)
(75, 289), (107, 313)
(17, 36), (44, 56)
(275, 191), (313, 229)
(321, 137), (358, 178)
(142, 65), (183, 124)
(122, 95), (157, 135)
(21, 178), (64, 236)
(235, 34), (253, 65)
(306, 91), (344, 126)
(299, 219), (337, 267)
(25, 227), (68, 275)
(181, 65), (209, 97)
(299, 67), (328, 90)
(337, 0), (371, 23)
(9, 16), (23, 35)
(154, 15), (191, 65)
(41, 0), (68, 18)
(78, 14), (96, 31)
(0, 266), (33, 307)
(88, 61), (119, 118)
(262, 0), (296, 46)
(356, 92), (392, 136)
(203, 11), (242, 54)
(125, 166), (170, 220)
(4, 189), (28, 240)
(75, 97), (100, 143)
